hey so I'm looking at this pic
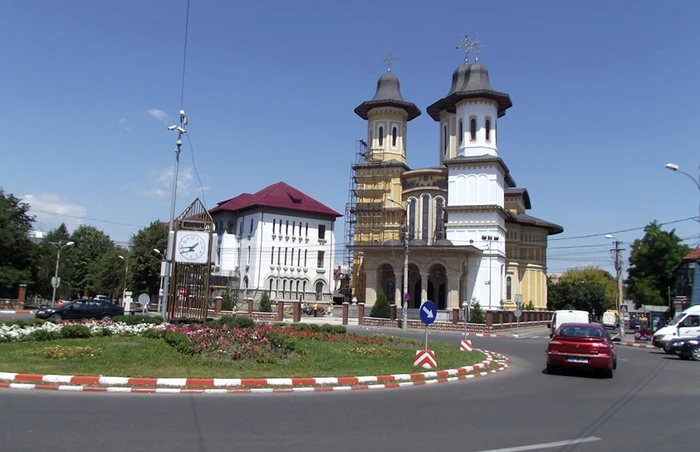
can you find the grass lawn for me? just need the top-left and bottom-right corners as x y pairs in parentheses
(0, 335), (487, 379)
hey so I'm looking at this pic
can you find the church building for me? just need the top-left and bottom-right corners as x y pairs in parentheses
(346, 38), (563, 312)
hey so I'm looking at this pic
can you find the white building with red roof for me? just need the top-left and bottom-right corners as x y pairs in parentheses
(209, 182), (342, 302)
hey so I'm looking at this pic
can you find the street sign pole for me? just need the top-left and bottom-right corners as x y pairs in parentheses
(462, 301), (469, 339)
(419, 300), (437, 350)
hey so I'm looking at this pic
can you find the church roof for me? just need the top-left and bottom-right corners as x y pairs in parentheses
(683, 247), (700, 261)
(505, 211), (563, 235)
(210, 182), (342, 217)
(505, 188), (532, 209)
(354, 72), (421, 121)
(426, 61), (512, 121)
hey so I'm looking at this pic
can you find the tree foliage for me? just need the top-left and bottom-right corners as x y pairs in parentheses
(66, 225), (115, 295)
(259, 290), (272, 312)
(469, 298), (485, 324)
(547, 267), (617, 317)
(0, 189), (37, 298)
(626, 221), (692, 308)
(36, 224), (73, 299)
(128, 221), (168, 297)
(370, 291), (391, 318)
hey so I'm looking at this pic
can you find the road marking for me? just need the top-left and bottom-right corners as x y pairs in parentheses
(472, 436), (601, 452)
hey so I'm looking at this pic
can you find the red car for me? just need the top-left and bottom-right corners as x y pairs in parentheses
(546, 322), (621, 378)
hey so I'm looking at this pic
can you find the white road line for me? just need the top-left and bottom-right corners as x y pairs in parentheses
(472, 436), (601, 452)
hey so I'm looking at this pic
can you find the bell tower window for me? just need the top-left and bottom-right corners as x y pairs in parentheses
(443, 124), (448, 155)
(469, 118), (477, 141)
(378, 126), (384, 147)
(506, 276), (512, 300)
(369, 128), (373, 148)
(392, 126), (398, 147)
(458, 119), (463, 145)
(485, 118), (492, 142)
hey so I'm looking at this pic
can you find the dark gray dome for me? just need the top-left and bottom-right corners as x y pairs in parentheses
(433, 239), (454, 247)
(383, 238), (402, 246)
(408, 239), (427, 247)
(427, 61), (512, 121)
(354, 72), (421, 121)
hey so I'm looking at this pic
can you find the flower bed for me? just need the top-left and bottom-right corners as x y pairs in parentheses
(0, 319), (165, 343)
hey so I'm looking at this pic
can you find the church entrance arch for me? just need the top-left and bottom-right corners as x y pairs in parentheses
(427, 263), (447, 309)
(408, 264), (421, 308)
(376, 263), (396, 303)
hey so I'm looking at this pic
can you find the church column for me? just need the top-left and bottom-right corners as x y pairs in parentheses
(421, 271), (428, 303)
(394, 268), (403, 306)
(365, 267), (377, 306)
(447, 271), (461, 309)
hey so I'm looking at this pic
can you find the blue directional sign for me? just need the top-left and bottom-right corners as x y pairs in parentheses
(420, 300), (437, 325)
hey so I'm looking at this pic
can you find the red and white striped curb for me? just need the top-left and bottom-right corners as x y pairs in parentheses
(466, 332), (509, 338)
(616, 342), (658, 349)
(0, 310), (34, 315)
(0, 351), (509, 395)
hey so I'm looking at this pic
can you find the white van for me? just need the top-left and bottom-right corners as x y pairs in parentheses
(548, 310), (591, 337)
(602, 311), (618, 329)
(652, 305), (700, 352)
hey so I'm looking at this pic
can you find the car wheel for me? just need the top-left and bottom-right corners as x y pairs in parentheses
(101, 314), (112, 322)
(690, 346), (700, 362)
(664, 348), (674, 355)
(50, 313), (62, 321)
(613, 358), (617, 370)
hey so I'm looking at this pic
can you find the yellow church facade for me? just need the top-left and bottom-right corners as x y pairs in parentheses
(347, 44), (563, 312)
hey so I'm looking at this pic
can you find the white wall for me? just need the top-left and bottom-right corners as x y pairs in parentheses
(447, 165), (505, 207)
(455, 100), (498, 157)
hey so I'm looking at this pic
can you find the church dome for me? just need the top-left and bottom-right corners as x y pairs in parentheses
(383, 238), (402, 246)
(354, 72), (421, 121)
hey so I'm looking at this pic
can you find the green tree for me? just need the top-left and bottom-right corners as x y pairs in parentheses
(128, 221), (168, 296)
(547, 276), (609, 317)
(555, 267), (617, 311)
(66, 225), (115, 295)
(0, 189), (38, 298)
(369, 291), (391, 318)
(626, 221), (692, 308)
(35, 224), (74, 299)
(91, 247), (128, 297)
(259, 290), (272, 312)
(469, 298), (485, 324)
(221, 286), (238, 311)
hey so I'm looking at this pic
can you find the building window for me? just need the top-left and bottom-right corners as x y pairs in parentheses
(247, 246), (251, 264)
(506, 276), (512, 300)
(291, 248), (295, 266)
(485, 118), (491, 141)
(239, 220), (244, 236)
(392, 126), (398, 147)
(315, 281), (323, 301)
(369, 128), (373, 148)
(304, 249), (308, 267)
(470, 118), (477, 141)
(292, 221), (295, 235)
(277, 247), (281, 265)
(421, 194), (430, 242)
(305, 222), (308, 237)
(318, 224), (326, 240)
(302, 281), (307, 300)
(227, 221), (234, 234)
(283, 280), (286, 297)
(435, 197), (444, 241)
(269, 278), (273, 293)
(408, 198), (417, 241)
(443, 124), (448, 155)
(285, 220), (289, 235)
(317, 251), (325, 269)
(249, 219), (254, 234)
(284, 247), (288, 265)
(458, 119), (463, 145)
(297, 248), (301, 266)
(272, 219), (276, 234)
(378, 126), (384, 147)
(271, 246), (275, 265)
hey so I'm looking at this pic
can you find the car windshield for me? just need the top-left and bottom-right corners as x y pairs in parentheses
(557, 325), (604, 338)
(668, 314), (685, 326)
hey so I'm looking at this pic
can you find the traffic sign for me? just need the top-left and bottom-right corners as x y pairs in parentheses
(51, 277), (61, 289)
(137, 293), (150, 306)
(404, 293), (410, 302)
(420, 300), (437, 325)
(515, 294), (523, 307)
(514, 309), (522, 318)
(620, 305), (628, 313)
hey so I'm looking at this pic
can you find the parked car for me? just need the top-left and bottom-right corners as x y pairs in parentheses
(548, 310), (591, 338)
(35, 299), (124, 321)
(652, 305), (700, 352)
(667, 336), (700, 361)
(546, 322), (621, 378)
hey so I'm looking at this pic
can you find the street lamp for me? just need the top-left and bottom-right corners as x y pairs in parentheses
(153, 249), (165, 312)
(118, 255), (129, 307)
(50, 240), (75, 306)
(605, 234), (625, 337)
(387, 196), (409, 329)
(665, 162), (700, 217)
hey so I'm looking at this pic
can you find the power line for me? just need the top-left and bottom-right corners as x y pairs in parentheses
(185, 133), (206, 207)
(179, 0), (191, 110)
(30, 209), (148, 229)
(549, 216), (698, 241)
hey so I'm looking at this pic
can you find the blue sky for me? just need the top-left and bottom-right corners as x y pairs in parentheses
(2, 0), (698, 277)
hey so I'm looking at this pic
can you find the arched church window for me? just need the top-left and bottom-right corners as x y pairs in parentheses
(369, 128), (373, 148)
(378, 126), (384, 147)
(485, 118), (492, 141)
(408, 198), (417, 241)
(506, 276), (512, 300)
(434, 197), (444, 241)
(392, 126), (398, 147)
(421, 194), (430, 242)
(458, 119), (463, 145)
(470, 118), (477, 141)
(443, 124), (448, 155)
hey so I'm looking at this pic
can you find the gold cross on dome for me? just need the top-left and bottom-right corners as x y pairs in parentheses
(456, 33), (485, 63)
(382, 51), (397, 72)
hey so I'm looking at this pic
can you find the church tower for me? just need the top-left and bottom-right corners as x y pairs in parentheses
(426, 35), (514, 310)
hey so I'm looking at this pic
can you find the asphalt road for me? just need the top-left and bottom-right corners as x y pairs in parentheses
(1, 325), (698, 452)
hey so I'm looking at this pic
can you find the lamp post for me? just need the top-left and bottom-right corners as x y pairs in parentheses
(665, 162), (700, 217)
(387, 196), (409, 329)
(482, 235), (499, 310)
(118, 255), (129, 309)
(50, 240), (75, 306)
(605, 234), (625, 337)
(153, 249), (166, 312)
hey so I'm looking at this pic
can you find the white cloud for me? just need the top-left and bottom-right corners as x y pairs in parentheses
(119, 117), (131, 132)
(21, 194), (87, 232)
(148, 108), (169, 124)
(134, 166), (198, 198)
(119, 118), (127, 123)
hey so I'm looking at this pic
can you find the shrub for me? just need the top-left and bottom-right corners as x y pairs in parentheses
(221, 286), (238, 311)
(142, 329), (162, 339)
(289, 323), (321, 333)
(469, 300), (486, 324)
(219, 316), (255, 329)
(369, 291), (391, 318)
(60, 325), (92, 339)
(259, 291), (272, 312)
(321, 324), (347, 334)
(27, 329), (63, 342)
(112, 315), (164, 325)
(163, 330), (194, 355)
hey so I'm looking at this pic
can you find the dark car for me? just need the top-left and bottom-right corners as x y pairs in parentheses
(674, 337), (700, 361)
(546, 322), (621, 378)
(665, 336), (694, 355)
(35, 299), (124, 321)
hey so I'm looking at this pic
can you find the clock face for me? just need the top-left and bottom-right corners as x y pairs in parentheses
(177, 233), (206, 261)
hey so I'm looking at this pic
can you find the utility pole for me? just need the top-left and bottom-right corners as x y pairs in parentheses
(50, 239), (74, 306)
(161, 110), (188, 320)
(612, 239), (625, 337)
(402, 226), (409, 329)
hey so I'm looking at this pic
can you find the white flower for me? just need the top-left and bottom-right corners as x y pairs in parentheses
(0, 320), (165, 342)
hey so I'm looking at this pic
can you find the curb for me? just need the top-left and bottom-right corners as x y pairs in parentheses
(0, 350), (510, 395)
(465, 332), (509, 338)
(616, 342), (657, 349)
(0, 310), (34, 315)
